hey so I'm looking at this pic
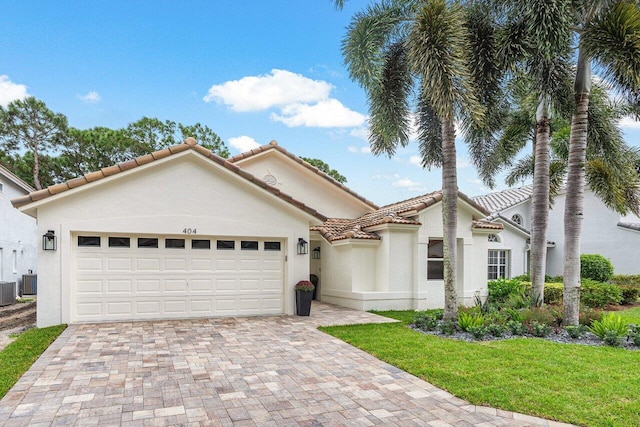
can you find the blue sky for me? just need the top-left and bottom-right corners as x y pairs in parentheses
(1, 1), (639, 205)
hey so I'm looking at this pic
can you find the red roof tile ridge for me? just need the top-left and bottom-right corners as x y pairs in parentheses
(11, 139), (331, 222)
(228, 140), (379, 210)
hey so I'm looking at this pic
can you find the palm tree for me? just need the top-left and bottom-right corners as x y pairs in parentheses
(337, 0), (498, 319)
(563, 1), (640, 325)
(472, 0), (574, 306)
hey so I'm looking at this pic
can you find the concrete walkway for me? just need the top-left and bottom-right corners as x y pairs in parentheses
(0, 302), (573, 426)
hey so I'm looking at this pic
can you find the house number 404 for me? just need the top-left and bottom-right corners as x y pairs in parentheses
(183, 228), (197, 234)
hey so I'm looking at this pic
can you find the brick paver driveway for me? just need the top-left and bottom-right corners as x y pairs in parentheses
(0, 302), (572, 426)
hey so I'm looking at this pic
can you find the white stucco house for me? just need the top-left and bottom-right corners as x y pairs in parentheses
(473, 185), (640, 278)
(0, 164), (38, 293)
(13, 138), (502, 327)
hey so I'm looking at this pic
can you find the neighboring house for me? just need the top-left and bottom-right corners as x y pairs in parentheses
(0, 164), (38, 293)
(13, 139), (501, 327)
(473, 185), (640, 279)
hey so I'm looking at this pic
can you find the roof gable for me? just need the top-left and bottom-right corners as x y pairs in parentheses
(12, 138), (328, 222)
(229, 141), (378, 214)
(0, 164), (34, 194)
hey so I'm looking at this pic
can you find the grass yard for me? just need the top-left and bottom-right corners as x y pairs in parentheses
(0, 325), (66, 399)
(320, 309), (640, 427)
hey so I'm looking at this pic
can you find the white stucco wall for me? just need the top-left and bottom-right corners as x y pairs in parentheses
(546, 189), (640, 276)
(233, 150), (374, 218)
(0, 174), (37, 291)
(26, 152), (315, 327)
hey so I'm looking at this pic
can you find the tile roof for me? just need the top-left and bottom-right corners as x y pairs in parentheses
(11, 138), (328, 222)
(0, 163), (35, 194)
(228, 140), (379, 210)
(617, 222), (640, 232)
(312, 190), (501, 242)
(473, 185), (533, 213)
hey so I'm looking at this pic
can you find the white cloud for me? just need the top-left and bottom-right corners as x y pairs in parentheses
(203, 69), (332, 112)
(392, 177), (428, 192)
(270, 98), (366, 128)
(77, 91), (101, 104)
(619, 116), (640, 129)
(457, 157), (470, 168)
(228, 135), (261, 152)
(409, 155), (422, 167)
(348, 145), (371, 154)
(0, 75), (29, 107)
(204, 69), (366, 129)
(349, 126), (370, 141)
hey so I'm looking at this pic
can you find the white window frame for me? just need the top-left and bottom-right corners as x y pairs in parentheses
(511, 214), (523, 226)
(12, 249), (17, 274)
(488, 249), (509, 280)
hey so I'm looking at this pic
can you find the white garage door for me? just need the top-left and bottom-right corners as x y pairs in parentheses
(71, 234), (284, 322)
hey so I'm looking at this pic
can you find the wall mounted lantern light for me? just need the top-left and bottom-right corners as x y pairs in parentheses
(297, 238), (308, 255)
(312, 246), (321, 259)
(43, 230), (57, 251)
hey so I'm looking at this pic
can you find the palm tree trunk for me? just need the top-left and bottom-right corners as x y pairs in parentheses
(441, 118), (458, 320)
(563, 50), (591, 326)
(530, 97), (551, 307)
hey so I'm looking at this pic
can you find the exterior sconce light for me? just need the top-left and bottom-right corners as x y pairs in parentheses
(312, 246), (321, 259)
(43, 230), (57, 251)
(297, 238), (308, 255)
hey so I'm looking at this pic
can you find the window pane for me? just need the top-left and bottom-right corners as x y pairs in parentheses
(78, 236), (101, 247)
(427, 260), (444, 280)
(264, 241), (281, 251)
(109, 237), (130, 247)
(241, 240), (258, 250)
(217, 240), (235, 250)
(428, 239), (443, 258)
(138, 238), (158, 248)
(165, 239), (185, 249)
(192, 239), (211, 249)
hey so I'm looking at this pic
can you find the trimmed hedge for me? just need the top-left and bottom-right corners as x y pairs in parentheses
(580, 279), (622, 308)
(580, 254), (614, 283)
(610, 275), (640, 286)
(496, 280), (623, 308)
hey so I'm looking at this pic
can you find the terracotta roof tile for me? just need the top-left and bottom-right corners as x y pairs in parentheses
(228, 140), (379, 210)
(11, 139), (329, 223)
(312, 190), (497, 242)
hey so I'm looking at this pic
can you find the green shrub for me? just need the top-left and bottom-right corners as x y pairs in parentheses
(438, 320), (457, 335)
(618, 285), (640, 305)
(468, 325), (487, 340)
(543, 283), (564, 305)
(629, 325), (640, 346)
(530, 321), (553, 337)
(579, 307), (603, 326)
(523, 306), (562, 326)
(457, 312), (485, 332)
(581, 279), (622, 308)
(565, 324), (587, 339)
(503, 308), (524, 323)
(486, 323), (506, 337)
(580, 254), (614, 282)
(610, 274), (640, 286)
(413, 313), (438, 331)
(507, 320), (527, 335)
(487, 278), (527, 304)
(588, 313), (629, 345)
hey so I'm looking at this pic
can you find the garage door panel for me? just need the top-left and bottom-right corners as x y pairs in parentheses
(107, 258), (132, 270)
(107, 301), (132, 315)
(76, 280), (103, 294)
(136, 301), (160, 314)
(72, 235), (284, 322)
(76, 257), (103, 271)
(107, 280), (132, 293)
(165, 279), (187, 292)
(137, 258), (161, 270)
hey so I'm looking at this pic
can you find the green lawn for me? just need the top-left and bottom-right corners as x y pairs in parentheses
(320, 309), (640, 427)
(0, 325), (66, 399)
